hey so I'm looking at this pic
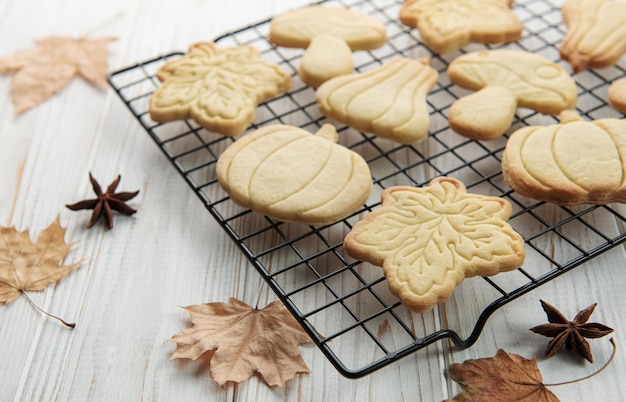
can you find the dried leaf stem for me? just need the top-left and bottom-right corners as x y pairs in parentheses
(19, 289), (76, 329)
(544, 338), (616, 387)
(255, 276), (267, 310)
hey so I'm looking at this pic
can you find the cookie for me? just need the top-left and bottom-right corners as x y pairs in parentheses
(399, 0), (522, 53)
(343, 177), (525, 313)
(296, 34), (354, 89)
(608, 77), (626, 114)
(560, 0), (626, 73)
(216, 124), (372, 226)
(502, 111), (626, 205)
(447, 50), (578, 140)
(316, 57), (438, 144)
(149, 42), (291, 136)
(269, 6), (386, 88)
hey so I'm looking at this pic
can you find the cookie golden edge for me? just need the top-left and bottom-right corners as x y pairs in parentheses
(608, 78), (626, 114)
(501, 126), (586, 205)
(501, 116), (626, 205)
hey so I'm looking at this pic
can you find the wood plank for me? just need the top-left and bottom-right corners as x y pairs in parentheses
(1, 0), (624, 401)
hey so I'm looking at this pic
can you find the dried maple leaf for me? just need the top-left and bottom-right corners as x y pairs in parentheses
(0, 36), (115, 114)
(0, 216), (83, 326)
(530, 300), (614, 362)
(447, 349), (560, 402)
(170, 298), (312, 387)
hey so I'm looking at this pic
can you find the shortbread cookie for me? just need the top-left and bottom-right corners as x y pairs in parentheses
(399, 0), (522, 53)
(560, 0), (626, 73)
(149, 42), (291, 136)
(502, 111), (626, 205)
(343, 177), (525, 313)
(269, 6), (386, 88)
(216, 124), (372, 226)
(608, 77), (626, 114)
(316, 57), (438, 144)
(298, 34), (354, 89)
(447, 50), (578, 140)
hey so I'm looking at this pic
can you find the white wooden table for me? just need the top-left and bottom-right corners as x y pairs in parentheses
(1, 0), (625, 400)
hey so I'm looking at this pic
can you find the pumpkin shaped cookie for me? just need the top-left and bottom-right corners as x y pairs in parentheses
(149, 42), (291, 136)
(343, 177), (525, 313)
(502, 111), (626, 205)
(216, 124), (372, 226)
(447, 50), (578, 140)
(316, 57), (438, 144)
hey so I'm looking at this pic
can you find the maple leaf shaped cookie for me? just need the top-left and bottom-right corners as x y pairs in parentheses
(0, 36), (115, 114)
(170, 298), (312, 387)
(149, 42), (292, 136)
(399, 0), (522, 53)
(343, 177), (525, 313)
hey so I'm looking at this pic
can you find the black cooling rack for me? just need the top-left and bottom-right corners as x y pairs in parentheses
(108, 0), (626, 378)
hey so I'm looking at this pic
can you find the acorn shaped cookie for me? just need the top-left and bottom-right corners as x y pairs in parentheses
(216, 124), (372, 226)
(502, 111), (626, 205)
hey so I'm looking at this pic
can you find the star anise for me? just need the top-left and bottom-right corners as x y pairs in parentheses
(66, 173), (139, 229)
(530, 299), (614, 362)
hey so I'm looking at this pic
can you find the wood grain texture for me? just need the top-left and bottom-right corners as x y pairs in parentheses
(0, 0), (625, 401)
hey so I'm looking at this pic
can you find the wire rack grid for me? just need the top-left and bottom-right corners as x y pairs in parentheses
(108, 0), (626, 378)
